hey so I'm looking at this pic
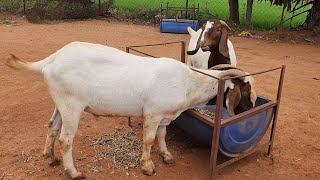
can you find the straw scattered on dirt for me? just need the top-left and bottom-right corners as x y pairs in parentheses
(89, 127), (142, 172)
(193, 108), (216, 119)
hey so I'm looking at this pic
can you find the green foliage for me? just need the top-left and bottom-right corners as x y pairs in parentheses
(25, 0), (101, 22)
(0, 0), (22, 13)
(110, 0), (309, 29)
(0, 0), (311, 29)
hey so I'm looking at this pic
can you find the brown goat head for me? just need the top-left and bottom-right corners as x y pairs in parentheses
(207, 67), (257, 116)
(186, 19), (231, 59)
(200, 19), (231, 58)
(226, 79), (256, 116)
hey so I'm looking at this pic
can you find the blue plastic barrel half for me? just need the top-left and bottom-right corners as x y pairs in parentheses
(174, 96), (274, 157)
(160, 19), (199, 34)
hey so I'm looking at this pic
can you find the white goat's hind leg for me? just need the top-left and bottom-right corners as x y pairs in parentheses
(58, 105), (85, 179)
(157, 125), (174, 164)
(43, 107), (62, 166)
(141, 116), (161, 176)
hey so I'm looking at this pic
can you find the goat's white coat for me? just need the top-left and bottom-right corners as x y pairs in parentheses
(6, 41), (254, 178)
(187, 27), (237, 69)
(36, 42), (224, 119)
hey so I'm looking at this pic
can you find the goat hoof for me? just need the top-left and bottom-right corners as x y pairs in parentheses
(160, 152), (175, 164)
(72, 174), (86, 180)
(48, 159), (61, 167)
(163, 157), (175, 164)
(67, 171), (86, 180)
(142, 168), (155, 176)
(141, 160), (155, 176)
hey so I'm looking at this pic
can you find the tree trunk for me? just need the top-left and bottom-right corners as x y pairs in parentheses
(245, 0), (253, 27)
(306, 0), (320, 31)
(229, 0), (240, 24)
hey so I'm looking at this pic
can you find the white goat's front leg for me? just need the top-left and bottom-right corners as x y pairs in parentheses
(141, 116), (161, 176)
(43, 107), (62, 166)
(58, 105), (84, 179)
(157, 125), (174, 164)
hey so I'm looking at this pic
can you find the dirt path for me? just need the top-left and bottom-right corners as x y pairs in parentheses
(0, 18), (319, 180)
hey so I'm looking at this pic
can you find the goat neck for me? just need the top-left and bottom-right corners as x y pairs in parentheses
(184, 69), (221, 107)
(208, 48), (231, 68)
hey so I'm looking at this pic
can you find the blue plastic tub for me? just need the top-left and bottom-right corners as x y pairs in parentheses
(174, 96), (274, 157)
(160, 19), (199, 34)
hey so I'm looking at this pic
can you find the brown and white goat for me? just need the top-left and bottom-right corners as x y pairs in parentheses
(187, 19), (237, 69)
(4, 42), (256, 179)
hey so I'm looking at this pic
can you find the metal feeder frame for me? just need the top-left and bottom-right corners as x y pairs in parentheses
(126, 41), (285, 180)
(160, 2), (199, 22)
(160, 2), (200, 29)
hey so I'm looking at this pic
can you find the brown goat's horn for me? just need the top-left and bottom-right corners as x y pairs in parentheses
(217, 69), (246, 80)
(219, 20), (231, 31)
(209, 64), (241, 71)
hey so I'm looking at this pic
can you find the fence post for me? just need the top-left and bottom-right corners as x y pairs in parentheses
(185, 0), (189, 19)
(23, 0), (26, 14)
(279, 5), (286, 30)
(99, 0), (101, 15)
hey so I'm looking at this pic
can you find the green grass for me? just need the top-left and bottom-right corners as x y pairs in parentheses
(1, 0), (312, 29)
(94, 0), (311, 29)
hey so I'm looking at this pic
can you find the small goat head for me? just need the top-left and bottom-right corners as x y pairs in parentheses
(207, 65), (257, 116)
(187, 19), (231, 59)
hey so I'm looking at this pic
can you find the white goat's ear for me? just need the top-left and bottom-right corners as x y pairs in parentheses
(187, 26), (196, 36)
(226, 84), (241, 116)
(219, 28), (230, 59)
(250, 85), (257, 107)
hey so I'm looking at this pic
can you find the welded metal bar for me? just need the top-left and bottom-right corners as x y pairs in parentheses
(221, 101), (277, 127)
(165, 7), (198, 10)
(127, 41), (183, 48)
(125, 48), (132, 127)
(216, 142), (271, 170)
(128, 48), (156, 58)
(166, 2), (169, 18)
(181, 41), (185, 63)
(209, 79), (225, 179)
(160, 4), (163, 21)
(268, 65), (286, 157)
(186, 109), (215, 127)
(197, 3), (200, 22)
(185, 0), (189, 19)
(223, 66), (282, 80)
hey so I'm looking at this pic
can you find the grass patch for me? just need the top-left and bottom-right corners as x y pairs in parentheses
(101, 0), (311, 29)
(0, 0), (312, 29)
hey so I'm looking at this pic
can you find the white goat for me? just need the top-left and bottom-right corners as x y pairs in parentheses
(187, 20), (237, 69)
(5, 42), (256, 179)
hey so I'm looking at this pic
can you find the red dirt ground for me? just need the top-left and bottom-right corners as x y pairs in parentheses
(0, 17), (319, 180)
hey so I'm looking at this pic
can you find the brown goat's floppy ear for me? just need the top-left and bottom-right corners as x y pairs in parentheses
(219, 28), (230, 59)
(246, 76), (257, 107)
(226, 85), (242, 116)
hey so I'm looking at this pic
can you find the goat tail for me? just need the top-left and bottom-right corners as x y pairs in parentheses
(4, 54), (50, 73)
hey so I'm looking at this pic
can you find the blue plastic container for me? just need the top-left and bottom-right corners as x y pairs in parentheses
(174, 96), (274, 157)
(160, 19), (199, 34)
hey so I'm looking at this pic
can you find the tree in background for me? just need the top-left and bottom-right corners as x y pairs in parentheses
(267, 0), (319, 31)
(229, 0), (255, 28)
(229, 0), (240, 25)
(245, 0), (254, 27)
